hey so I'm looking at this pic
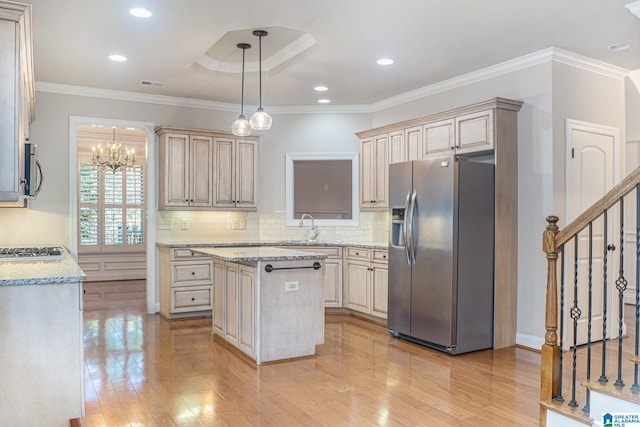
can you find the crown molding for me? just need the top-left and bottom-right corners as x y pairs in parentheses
(626, 1), (640, 18)
(371, 47), (629, 112)
(550, 47), (630, 80)
(35, 81), (372, 114)
(37, 47), (629, 115)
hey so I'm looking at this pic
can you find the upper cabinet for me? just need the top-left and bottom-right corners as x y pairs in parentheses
(213, 137), (257, 209)
(156, 126), (258, 211)
(0, 1), (34, 206)
(360, 134), (388, 211)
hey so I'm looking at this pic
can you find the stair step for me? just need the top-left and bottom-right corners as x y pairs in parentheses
(582, 379), (640, 405)
(541, 398), (592, 426)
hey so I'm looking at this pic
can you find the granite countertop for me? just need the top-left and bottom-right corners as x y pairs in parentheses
(158, 240), (388, 250)
(0, 246), (86, 286)
(192, 246), (327, 262)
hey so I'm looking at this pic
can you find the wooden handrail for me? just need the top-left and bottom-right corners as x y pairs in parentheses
(556, 166), (640, 247)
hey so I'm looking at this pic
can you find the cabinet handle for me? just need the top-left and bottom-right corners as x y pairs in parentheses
(451, 147), (455, 150)
(191, 297), (195, 301)
(191, 271), (195, 275)
(382, 255), (387, 259)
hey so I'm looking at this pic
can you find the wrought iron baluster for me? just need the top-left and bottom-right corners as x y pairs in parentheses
(569, 236), (581, 407)
(633, 186), (640, 392)
(556, 244), (565, 403)
(616, 197), (627, 387)
(599, 210), (609, 384)
(582, 222), (593, 414)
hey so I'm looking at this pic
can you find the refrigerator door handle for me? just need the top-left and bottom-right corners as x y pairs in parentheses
(408, 190), (417, 264)
(403, 191), (411, 265)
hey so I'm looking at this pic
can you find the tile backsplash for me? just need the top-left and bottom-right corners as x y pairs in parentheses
(156, 209), (388, 243)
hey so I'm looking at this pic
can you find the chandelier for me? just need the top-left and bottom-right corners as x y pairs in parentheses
(92, 127), (136, 172)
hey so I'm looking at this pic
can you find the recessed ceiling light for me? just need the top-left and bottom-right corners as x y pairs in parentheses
(129, 8), (152, 18)
(109, 54), (127, 62)
(314, 85), (328, 92)
(377, 58), (394, 65)
(318, 99), (331, 104)
(608, 43), (630, 52)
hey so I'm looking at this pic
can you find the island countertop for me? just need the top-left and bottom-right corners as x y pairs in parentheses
(191, 246), (327, 262)
(157, 240), (388, 250)
(0, 247), (86, 286)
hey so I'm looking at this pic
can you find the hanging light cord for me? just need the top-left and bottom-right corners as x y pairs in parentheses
(258, 34), (263, 110)
(240, 45), (246, 117)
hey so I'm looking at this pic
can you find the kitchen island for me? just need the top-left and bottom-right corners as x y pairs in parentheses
(0, 247), (86, 427)
(192, 246), (326, 364)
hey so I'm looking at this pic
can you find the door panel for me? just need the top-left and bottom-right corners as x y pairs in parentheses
(388, 162), (413, 335)
(565, 120), (619, 347)
(411, 158), (455, 347)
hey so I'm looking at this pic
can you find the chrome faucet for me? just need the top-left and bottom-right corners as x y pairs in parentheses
(299, 213), (319, 241)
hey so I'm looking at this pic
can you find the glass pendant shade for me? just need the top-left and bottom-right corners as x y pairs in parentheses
(249, 108), (272, 130)
(232, 115), (252, 137)
(231, 43), (252, 137)
(250, 30), (272, 131)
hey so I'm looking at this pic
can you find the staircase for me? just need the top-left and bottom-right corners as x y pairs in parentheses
(541, 167), (640, 426)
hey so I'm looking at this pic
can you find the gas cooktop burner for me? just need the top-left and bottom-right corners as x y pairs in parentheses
(0, 246), (65, 261)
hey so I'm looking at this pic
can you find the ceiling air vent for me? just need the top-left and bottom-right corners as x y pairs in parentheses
(138, 80), (166, 88)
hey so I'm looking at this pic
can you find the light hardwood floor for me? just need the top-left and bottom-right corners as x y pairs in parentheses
(77, 280), (541, 426)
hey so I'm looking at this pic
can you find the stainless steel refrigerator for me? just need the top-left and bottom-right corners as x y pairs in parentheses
(388, 157), (495, 354)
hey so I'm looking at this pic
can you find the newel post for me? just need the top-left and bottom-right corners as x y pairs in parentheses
(540, 216), (560, 412)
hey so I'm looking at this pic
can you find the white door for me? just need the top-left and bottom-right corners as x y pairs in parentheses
(565, 119), (620, 347)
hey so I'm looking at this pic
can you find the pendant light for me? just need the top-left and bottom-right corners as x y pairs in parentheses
(231, 43), (252, 137)
(249, 30), (272, 131)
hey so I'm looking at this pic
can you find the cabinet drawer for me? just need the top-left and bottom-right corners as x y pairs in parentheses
(172, 286), (212, 312)
(346, 247), (370, 260)
(171, 248), (209, 260)
(172, 261), (213, 286)
(372, 250), (388, 263)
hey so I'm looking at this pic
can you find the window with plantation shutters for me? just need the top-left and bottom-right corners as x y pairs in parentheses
(78, 126), (146, 253)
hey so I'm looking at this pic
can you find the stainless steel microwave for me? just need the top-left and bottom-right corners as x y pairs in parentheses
(23, 142), (42, 197)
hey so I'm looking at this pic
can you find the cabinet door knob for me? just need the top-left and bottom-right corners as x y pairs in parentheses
(607, 244), (616, 251)
(191, 271), (195, 275)
(451, 147), (455, 150)
(191, 297), (195, 301)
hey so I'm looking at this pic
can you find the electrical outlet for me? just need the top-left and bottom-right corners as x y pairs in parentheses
(285, 281), (299, 292)
(181, 219), (189, 230)
(159, 218), (173, 230)
(232, 219), (240, 230)
(239, 219), (246, 230)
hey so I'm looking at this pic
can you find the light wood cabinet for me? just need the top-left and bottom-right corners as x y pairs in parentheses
(0, 1), (34, 206)
(344, 247), (388, 319)
(158, 131), (213, 208)
(405, 126), (423, 162)
(213, 137), (257, 209)
(156, 126), (258, 211)
(360, 134), (388, 211)
(423, 118), (455, 157)
(212, 259), (225, 336)
(216, 261), (256, 358)
(279, 246), (343, 308)
(390, 127), (422, 164)
(158, 247), (213, 319)
(455, 109), (494, 155)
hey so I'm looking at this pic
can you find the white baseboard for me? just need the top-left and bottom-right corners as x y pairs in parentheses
(516, 332), (544, 351)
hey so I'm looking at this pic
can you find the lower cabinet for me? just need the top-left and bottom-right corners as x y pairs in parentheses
(159, 247), (213, 319)
(344, 247), (388, 320)
(213, 260), (256, 359)
(278, 246), (343, 308)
